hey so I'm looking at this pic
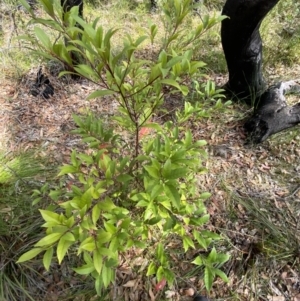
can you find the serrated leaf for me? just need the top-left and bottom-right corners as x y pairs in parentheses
(194, 231), (209, 250)
(162, 158), (171, 175)
(214, 268), (229, 283)
(150, 184), (163, 200)
(163, 217), (176, 231)
(165, 167), (187, 180)
(164, 184), (180, 209)
(216, 253), (230, 265)
(192, 256), (203, 266)
(204, 266), (214, 291)
(207, 247), (217, 263)
(182, 236), (195, 252)
(17, 248), (43, 263)
(144, 165), (160, 179)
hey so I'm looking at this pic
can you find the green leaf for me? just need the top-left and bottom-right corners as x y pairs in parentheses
(98, 197), (116, 211)
(87, 89), (115, 100)
(34, 27), (51, 49)
(49, 190), (62, 201)
(39, 0), (54, 16)
(214, 268), (229, 283)
(19, 0), (32, 12)
(73, 264), (95, 275)
(207, 247), (217, 263)
(192, 256), (203, 266)
(97, 230), (112, 244)
(184, 131), (192, 147)
(216, 253), (230, 265)
(17, 248), (43, 263)
(144, 166), (160, 179)
(204, 266), (214, 291)
(163, 217), (176, 231)
(147, 262), (156, 276)
(200, 192), (211, 200)
(143, 122), (162, 132)
(58, 165), (78, 176)
(35, 233), (62, 247)
(160, 79), (182, 91)
(102, 264), (113, 288)
(72, 15), (96, 39)
(163, 268), (175, 286)
(79, 240), (95, 252)
(116, 174), (133, 183)
(196, 140), (207, 147)
(77, 153), (94, 165)
(198, 214), (210, 225)
(93, 250), (103, 275)
(156, 266), (164, 281)
(148, 63), (162, 83)
(193, 231), (208, 250)
(182, 236), (195, 252)
(165, 167), (187, 180)
(39, 210), (60, 224)
(164, 184), (180, 209)
(145, 216), (161, 225)
(74, 64), (98, 80)
(92, 203), (101, 225)
(162, 159), (172, 178)
(57, 236), (74, 264)
(150, 184), (163, 200)
(156, 243), (164, 262)
(43, 248), (53, 271)
(105, 257), (118, 268)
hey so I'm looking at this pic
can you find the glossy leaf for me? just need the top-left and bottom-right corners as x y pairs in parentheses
(43, 247), (54, 271)
(57, 236), (74, 264)
(17, 248), (43, 263)
(35, 233), (62, 247)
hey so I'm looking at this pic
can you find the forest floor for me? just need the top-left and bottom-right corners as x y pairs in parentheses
(1, 2), (300, 301)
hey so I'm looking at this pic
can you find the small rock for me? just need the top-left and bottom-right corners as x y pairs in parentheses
(193, 296), (210, 301)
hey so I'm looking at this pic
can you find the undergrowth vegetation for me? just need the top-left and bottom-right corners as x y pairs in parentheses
(16, 0), (230, 295)
(0, 0), (300, 300)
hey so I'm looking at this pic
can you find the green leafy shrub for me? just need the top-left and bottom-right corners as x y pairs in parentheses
(17, 0), (229, 294)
